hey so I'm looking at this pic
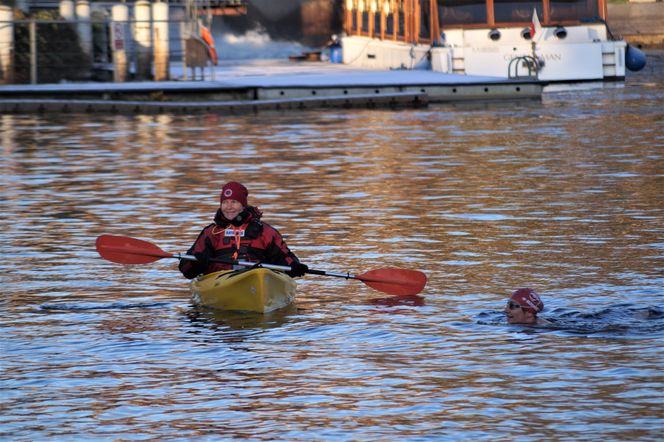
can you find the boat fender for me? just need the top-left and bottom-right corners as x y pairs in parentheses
(625, 45), (646, 72)
(200, 25), (218, 66)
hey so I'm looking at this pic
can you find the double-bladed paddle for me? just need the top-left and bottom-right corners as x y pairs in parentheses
(95, 234), (427, 296)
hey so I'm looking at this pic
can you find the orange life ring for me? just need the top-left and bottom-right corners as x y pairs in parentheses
(200, 25), (218, 66)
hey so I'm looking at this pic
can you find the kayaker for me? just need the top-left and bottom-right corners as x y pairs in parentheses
(504, 288), (551, 325)
(178, 181), (308, 279)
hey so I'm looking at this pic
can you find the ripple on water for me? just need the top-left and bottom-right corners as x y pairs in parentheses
(1, 67), (663, 439)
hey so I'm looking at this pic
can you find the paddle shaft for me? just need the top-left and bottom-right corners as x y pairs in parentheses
(96, 235), (427, 295)
(178, 253), (359, 280)
(97, 242), (358, 279)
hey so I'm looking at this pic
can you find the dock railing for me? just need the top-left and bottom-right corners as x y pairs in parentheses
(0, 17), (220, 85)
(0, 2), (241, 85)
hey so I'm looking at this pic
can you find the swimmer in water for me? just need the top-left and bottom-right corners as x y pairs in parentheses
(504, 288), (551, 325)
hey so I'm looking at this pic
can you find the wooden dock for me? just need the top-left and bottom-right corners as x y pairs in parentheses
(0, 60), (544, 115)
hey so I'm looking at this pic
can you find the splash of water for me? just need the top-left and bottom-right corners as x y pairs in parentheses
(217, 26), (315, 60)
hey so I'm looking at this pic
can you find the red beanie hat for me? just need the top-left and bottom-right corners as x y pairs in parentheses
(510, 288), (544, 314)
(220, 181), (248, 207)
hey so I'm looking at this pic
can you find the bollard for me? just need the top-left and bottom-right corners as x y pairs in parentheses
(29, 19), (37, 84)
(59, 0), (75, 21)
(152, 1), (169, 81)
(0, 5), (14, 84)
(111, 4), (129, 82)
(134, 0), (152, 80)
(75, 0), (93, 59)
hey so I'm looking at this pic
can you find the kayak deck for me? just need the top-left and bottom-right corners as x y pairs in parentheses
(190, 267), (297, 313)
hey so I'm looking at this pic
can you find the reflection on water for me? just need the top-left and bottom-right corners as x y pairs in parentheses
(369, 294), (426, 308)
(185, 303), (302, 331)
(1, 55), (663, 439)
(40, 301), (173, 311)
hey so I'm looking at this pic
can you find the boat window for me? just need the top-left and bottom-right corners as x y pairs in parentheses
(373, 8), (382, 36)
(438, 0), (487, 26)
(385, 12), (395, 36)
(550, 0), (599, 21)
(420, 0), (432, 40)
(351, 8), (358, 31)
(494, 0), (541, 24)
(397, 8), (406, 39)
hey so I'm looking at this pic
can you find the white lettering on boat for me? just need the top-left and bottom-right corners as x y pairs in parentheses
(504, 53), (563, 61)
(472, 47), (500, 53)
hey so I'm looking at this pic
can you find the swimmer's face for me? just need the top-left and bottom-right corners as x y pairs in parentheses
(504, 300), (535, 324)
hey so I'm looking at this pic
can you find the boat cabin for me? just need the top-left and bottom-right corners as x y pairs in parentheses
(343, 0), (608, 45)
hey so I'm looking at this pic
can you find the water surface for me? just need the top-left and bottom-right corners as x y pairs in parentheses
(1, 55), (663, 440)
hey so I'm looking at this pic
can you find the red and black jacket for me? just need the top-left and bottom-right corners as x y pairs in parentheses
(178, 206), (300, 279)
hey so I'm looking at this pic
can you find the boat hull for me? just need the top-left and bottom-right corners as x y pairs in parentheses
(191, 268), (296, 313)
(341, 25), (631, 83)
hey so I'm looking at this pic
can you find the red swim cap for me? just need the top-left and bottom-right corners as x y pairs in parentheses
(510, 288), (544, 314)
(220, 181), (248, 207)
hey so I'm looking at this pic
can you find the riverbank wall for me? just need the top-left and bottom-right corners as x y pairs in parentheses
(608, 2), (664, 49)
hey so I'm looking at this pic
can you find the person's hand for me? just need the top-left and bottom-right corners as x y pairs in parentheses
(287, 262), (308, 278)
(194, 247), (213, 268)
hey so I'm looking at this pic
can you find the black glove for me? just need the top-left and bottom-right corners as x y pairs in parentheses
(287, 262), (308, 278)
(194, 247), (213, 269)
(179, 238), (215, 279)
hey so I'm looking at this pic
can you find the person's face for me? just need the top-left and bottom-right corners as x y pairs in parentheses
(221, 199), (244, 220)
(504, 299), (536, 324)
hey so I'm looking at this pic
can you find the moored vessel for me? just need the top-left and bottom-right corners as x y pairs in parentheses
(340, 0), (646, 82)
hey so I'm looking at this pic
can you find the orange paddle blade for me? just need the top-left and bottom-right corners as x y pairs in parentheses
(356, 268), (427, 296)
(96, 235), (173, 264)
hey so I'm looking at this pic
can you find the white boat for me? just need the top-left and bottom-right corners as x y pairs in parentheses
(339, 0), (646, 82)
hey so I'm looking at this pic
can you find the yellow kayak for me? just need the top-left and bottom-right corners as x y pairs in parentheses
(190, 267), (297, 313)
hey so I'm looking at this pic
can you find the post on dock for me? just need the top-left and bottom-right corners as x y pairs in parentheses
(152, 1), (169, 81)
(29, 19), (37, 84)
(75, 0), (93, 59)
(134, 0), (152, 80)
(111, 3), (129, 82)
(59, 0), (75, 21)
(0, 5), (14, 84)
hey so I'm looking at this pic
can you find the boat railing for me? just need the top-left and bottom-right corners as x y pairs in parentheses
(508, 55), (542, 80)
